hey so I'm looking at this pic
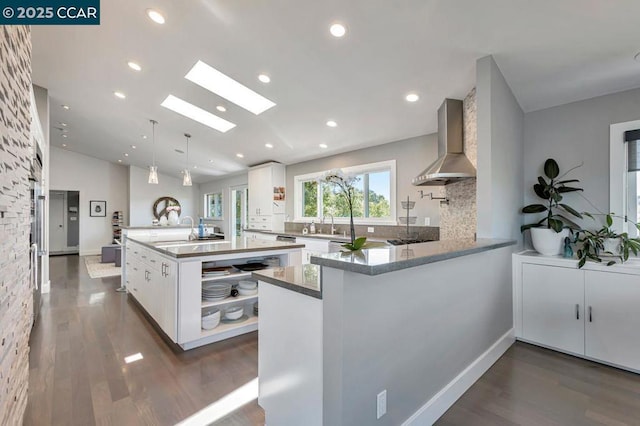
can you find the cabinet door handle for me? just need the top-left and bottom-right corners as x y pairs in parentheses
(576, 304), (580, 320)
(589, 306), (593, 323)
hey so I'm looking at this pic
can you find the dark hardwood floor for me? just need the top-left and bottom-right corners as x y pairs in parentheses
(25, 256), (640, 425)
(437, 343), (640, 426)
(25, 255), (264, 426)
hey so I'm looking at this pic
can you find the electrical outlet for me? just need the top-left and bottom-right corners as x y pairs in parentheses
(377, 390), (387, 419)
(367, 227), (375, 233)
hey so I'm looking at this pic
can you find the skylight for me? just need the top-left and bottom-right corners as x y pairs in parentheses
(185, 61), (276, 115)
(161, 95), (236, 133)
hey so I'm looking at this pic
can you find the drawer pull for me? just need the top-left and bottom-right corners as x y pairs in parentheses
(576, 304), (580, 320)
(589, 306), (593, 323)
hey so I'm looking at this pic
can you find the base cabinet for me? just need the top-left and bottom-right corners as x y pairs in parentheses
(585, 271), (640, 371)
(515, 252), (640, 373)
(522, 263), (584, 355)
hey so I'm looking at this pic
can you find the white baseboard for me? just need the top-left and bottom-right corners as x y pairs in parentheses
(42, 280), (50, 294)
(402, 328), (515, 426)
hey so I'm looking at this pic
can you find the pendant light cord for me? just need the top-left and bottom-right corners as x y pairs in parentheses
(151, 120), (157, 167)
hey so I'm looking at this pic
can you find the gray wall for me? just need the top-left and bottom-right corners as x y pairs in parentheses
(322, 246), (514, 425)
(285, 134), (440, 226)
(524, 87), (640, 228)
(476, 56), (525, 243)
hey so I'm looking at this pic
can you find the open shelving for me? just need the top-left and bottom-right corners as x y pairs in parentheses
(200, 315), (259, 339)
(201, 271), (253, 283)
(201, 293), (258, 309)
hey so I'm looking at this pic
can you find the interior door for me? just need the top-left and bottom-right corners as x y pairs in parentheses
(49, 192), (66, 253)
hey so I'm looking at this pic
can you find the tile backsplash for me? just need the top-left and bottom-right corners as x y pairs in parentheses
(284, 222), (439, 241)
(440, 88), (478, 240)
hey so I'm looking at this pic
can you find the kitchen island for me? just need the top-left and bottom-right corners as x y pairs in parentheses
(255, 238), (516, 426)
(122, 235), (303, 350)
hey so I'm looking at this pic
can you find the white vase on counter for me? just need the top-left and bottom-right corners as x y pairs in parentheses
(530, 227), (569, 256)
(159, 215), (168, 226)
(168, 210), (180, 226)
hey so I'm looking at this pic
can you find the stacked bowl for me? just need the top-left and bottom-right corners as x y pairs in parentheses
(202, 308), (221, 330)
(237, 280), (258, 296)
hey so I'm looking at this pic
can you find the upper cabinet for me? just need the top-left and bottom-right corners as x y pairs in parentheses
(248, 162), (286, 232)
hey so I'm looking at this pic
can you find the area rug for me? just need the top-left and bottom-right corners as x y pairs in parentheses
(84, 255), (121, 279)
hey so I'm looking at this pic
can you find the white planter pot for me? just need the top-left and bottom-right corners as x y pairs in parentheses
(530, 228), (569, 256)
(603, 238), (621, 256)
(168, 210), (180, 226)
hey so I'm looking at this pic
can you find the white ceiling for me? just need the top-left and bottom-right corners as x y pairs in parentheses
(31, 0), (640, 183)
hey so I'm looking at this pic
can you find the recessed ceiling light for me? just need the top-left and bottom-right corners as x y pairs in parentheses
(193, 165), (198, 169)
(326, 120), (337, 127)
(142, 135), (147, 139)
(62, 143), (67, 147)
(216, 105), (226, 112)
(236, 153), (244, 158)
(146, 9), (165, 24)
(161, 95), (236, 133)
(330, 23), (347, 38)
(319, 143), (328, 149)
(265, 143), (273, 148)
(131, 145), (136, 149)
(258, 74), (271, 83)
(114, 91), (126, 99)
(124, 153), (129, 157)
(59, 122), (67, 127)
(128, 61), (142, 71)
(405, 93), (419, 102)
(209, 159), (214, 163)
(62, 104), (70, 110)
(118, 159), (122, 163)
(62, 134), (68, 138)
(185, 60), (276, 115)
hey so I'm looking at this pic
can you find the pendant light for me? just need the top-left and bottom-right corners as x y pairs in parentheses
(148, 119), (159, 184)
(182, 133), (192, 186)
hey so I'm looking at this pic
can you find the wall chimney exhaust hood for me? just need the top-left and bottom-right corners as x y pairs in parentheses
(412, 98), (476, 186)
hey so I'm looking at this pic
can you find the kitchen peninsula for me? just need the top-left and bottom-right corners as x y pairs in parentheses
(255, 238), (516, 426)
(122, 231), (303, 350)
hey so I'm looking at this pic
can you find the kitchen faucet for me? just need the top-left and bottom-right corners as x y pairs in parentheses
(323, 214), (336, 235)
(181, 216), (198, 240)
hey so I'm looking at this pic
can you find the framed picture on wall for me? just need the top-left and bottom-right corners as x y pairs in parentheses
(90, 200), (107, 217)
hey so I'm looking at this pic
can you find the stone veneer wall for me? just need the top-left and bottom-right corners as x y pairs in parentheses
(0, 26), (32, 425)
(439, 88), (478, 240)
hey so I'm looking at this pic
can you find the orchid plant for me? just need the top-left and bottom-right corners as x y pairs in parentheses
(322, 169), (366, 251)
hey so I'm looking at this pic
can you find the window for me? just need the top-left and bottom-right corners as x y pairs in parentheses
(205, 192), (223, 219)
(610, 120), (640, 238)
(294, 160), (396, 223)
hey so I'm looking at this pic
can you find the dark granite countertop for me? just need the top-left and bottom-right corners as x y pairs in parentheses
(253, 264), (322, 299)
(127, 237), (305, 259)
(310, 238), (516, 275)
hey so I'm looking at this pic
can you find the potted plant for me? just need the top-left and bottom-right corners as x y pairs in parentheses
(575, 213), (640, 268)
(322, 170), (367, 251)
(521, 158), (583, 255)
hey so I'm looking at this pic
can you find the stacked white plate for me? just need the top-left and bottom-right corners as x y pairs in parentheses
(237, 280), (258, 296)
(202, 308), (221, 330)
(202, 282), (232, 301)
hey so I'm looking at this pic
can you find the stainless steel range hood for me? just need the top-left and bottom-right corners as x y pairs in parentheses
(412, 98), (476, 186)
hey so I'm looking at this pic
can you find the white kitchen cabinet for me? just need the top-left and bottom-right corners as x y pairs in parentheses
(244, 231), (278, 241)
(248, 162), (285, 232)
(514, 252), (640, 374)
(585, 270), (640, 371)
(297, 237), (330, 265)
(521, 263), (585, 355)
(158, 258), (178, 341)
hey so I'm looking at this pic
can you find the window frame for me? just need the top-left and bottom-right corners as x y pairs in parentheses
(204, 191), (224, 220)
(293, 160), (396, 225)
(610, 119), (640, 235)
